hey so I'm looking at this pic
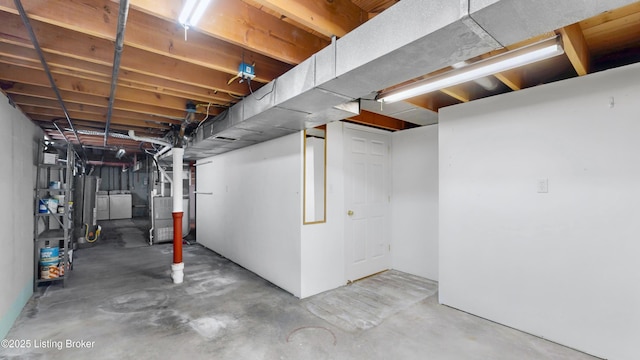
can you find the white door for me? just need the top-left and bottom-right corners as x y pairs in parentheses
(344, 124), (391, 282)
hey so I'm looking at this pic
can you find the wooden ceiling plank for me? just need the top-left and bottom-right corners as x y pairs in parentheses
(439, 86), (472, 103)
(406, 92), (461, 113)
(0, 42), (235, 106)
(0, 0), (291, 83)
(404, 97), (438, 113)
(34, 117), (162, 134)
(4, 83), (205, 121)
(346, 110), (407, 131)
(124, 7), (291, 83)
(0, 62), (196, 112)
(248, 0), (366, 38)
(21, 105), (170, 129)
(581, 10), (640, 55)
(0, 53), (111, 84)
(579, 1), (640, 30)
(493, 70), (523, 91)
(0, 42), (111, 78)
(479, 49), (524, 91)
(128, 0), (329, 65)
(18, 104), (167, 129)
(243, 0), (331, 41)
(0, 12), (250, 96)
(12, 95), (183, 124)
(351, 0), (398, 15)
(6, 84), (221, 123)
(559, 24), (590, 76)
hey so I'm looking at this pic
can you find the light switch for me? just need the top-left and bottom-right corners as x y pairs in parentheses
(537, 178), (548, 193)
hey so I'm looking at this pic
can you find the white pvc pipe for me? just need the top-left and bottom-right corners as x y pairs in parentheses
(172, 148), (184, 213)
(128, 130), (171, 147)
(155, 145), (172, 159)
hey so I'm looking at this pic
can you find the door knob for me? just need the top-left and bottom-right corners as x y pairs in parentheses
(347, 210), (354, 216)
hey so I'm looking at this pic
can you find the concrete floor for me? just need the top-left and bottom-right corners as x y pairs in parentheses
(1, 219), (598, 360)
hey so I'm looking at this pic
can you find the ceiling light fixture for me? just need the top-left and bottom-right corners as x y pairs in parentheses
(377, 36), (565, 104)
(179, 0), (211, 29)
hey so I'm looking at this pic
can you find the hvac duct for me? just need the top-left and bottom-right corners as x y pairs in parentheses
(185, 0), (636, 160)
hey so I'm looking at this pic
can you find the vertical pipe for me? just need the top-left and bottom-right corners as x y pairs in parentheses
(171, 147), (184, 284)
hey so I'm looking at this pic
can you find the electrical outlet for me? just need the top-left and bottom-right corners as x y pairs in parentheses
(537, 178), (548, 193)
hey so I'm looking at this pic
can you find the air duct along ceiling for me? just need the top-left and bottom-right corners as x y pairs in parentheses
(185, 0), (636, 160)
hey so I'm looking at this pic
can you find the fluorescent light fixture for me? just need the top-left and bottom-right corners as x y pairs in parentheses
(179, 0), (211, 28)
(377, 36), (564, 103)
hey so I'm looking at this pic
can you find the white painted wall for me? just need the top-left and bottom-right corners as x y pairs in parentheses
(439, 62), (640, 360)
(196, 133), (302, 297)
(391, 125), (439, 281)
(0, 93), (41, 339)
(301, 121), (346, 298)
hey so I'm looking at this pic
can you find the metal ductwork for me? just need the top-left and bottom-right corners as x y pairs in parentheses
(185, 0), (635, 160)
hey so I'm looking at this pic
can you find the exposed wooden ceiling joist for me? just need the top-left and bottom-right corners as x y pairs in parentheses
(0, 0), (292, 83)
(559, 24), (590, 76)
(347, 110), (413, 131)
(128, 0), (330, 65)
(0, 46), (235, 107)
(2, 82), (209, 121)
(0, 12), (253, 98)
(248, 0), (366, 38)
(0, 0), (637, 157)
(0, 62), (198, 112)
(19, 104), (171, 129)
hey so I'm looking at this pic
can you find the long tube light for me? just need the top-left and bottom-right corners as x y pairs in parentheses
(377, 36), (565, 104)
(179, 0), (211, 28)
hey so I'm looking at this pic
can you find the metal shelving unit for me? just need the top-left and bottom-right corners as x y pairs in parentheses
(33, 144), (73, 290)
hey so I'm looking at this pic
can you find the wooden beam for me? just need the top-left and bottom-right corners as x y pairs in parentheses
(249, 0), (366, 38)
(479, 49), (524, 91)
(346, 110), (409, 131)
(0, 0), (291, 83)
(0, 63), (194, 112)
(440, 85), (472, 103)
(0, 43), (236, 105)
(19, 105), (170, 129)
(559, 24), (590, 76)
(128, 0), (329, 65)
(405, 92), (461, 113)
(0, 12), (250, 96)
(11, 95), (183, 124)
(583, 9), (640, 57)
(493, 70), (523, 91)
(5, 83), (213, 121)
(33, 117), (163, 134)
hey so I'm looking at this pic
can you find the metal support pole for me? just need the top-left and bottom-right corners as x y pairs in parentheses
(170, 147), (184, 284)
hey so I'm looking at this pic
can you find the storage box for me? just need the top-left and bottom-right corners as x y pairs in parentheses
(43, 153), (58, 164)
